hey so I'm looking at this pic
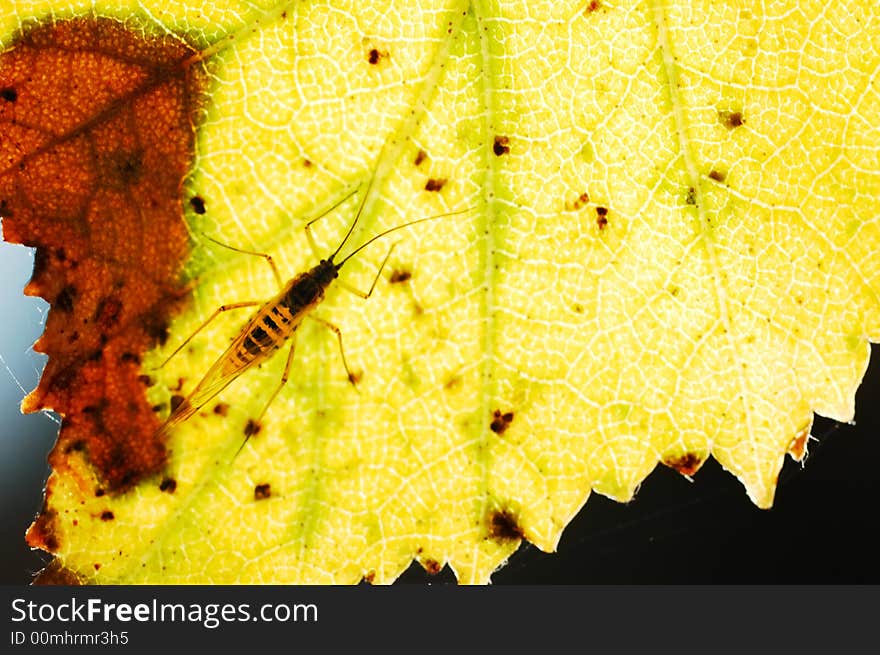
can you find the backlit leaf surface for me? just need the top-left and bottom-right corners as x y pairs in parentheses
(1, 0), (878, 583)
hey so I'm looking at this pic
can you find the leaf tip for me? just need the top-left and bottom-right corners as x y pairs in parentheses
(661, 452), (705, 478)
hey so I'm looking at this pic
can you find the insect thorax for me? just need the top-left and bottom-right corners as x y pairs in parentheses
(282, 259), (338, 312)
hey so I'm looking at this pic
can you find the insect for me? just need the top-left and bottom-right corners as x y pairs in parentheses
(155, 172), (470, 450)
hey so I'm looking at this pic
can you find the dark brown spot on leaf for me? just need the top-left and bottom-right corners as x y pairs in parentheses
(422, 558), (442, 575)
(565, 191), (590, 211)
(244, 419), (262, 437)
(254, 483), (271, 500)
(493, 135), (510, 156)
(100, 510), (114, 521)
(487, 507), (523, 542)
(368, 48), (381, 65)
(363, 570), (376, 584)
(159, 477), (177, 493)
(100, 148), (144, 188)
(708, 169), (726, 182)
(596, 205), (608, 229)
(424, 177), (447, 192)
(414, 149), (427, 167)
(94, 295), (123, 329)
(1, 86), (17, 102)
(490, 409), (514, 434)
(55, 285), (77, 312)
(26, 505), (60, 552)
(586, 0), (601, 13)
(718, 109), (744, 129)
(213, 402), (230, 416)
(662, 453), (703, 476)
(64, 439), (85, 454)
(686, 187), (696, 205)
(389, 268), (412, 284)
(170, 394), (185, 412)
(144, 315), (171, 347)
(189, 195), (206, 214)
(47, 366), (76, 396)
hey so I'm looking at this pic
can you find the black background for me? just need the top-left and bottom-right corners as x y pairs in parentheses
(406, 350), (880, 583)
(2, 240), (878, 585)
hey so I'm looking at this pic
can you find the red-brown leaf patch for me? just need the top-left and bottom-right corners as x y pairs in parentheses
(0, 17), (208, 511)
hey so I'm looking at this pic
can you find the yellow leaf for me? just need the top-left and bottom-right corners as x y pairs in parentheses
(2, 0), (878, 584)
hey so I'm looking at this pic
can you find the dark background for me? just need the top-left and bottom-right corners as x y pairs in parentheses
(2, 238), (878, 585)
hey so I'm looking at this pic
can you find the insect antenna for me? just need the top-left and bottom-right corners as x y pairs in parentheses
(335, 206), (475, 270)
(326, 153), (382, 263)
(319, 144), (474, 266)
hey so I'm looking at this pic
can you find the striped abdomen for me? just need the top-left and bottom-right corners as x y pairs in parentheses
(223, 259), (337, 374)
(230, 303), (296, 368)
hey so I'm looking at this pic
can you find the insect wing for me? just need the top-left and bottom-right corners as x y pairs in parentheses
(183, 331), (270, 415)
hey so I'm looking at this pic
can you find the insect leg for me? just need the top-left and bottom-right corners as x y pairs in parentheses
(307, 315), (359, 389)
(201, 234), (283, 289)
(336, 242), (398, 300)
(156, 301), (261, 369)
(236, 333), (297, 456)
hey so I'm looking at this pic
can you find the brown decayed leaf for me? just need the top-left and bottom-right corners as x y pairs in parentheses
(0, 18), (207, 556)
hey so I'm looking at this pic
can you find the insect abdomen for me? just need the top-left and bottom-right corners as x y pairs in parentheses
(233, 304), (295, 365)
(225, 262), (333, 372)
